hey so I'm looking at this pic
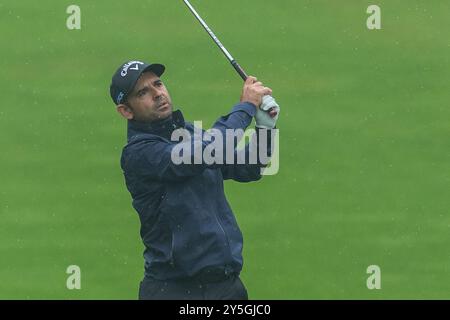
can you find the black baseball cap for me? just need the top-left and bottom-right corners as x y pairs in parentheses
(109, 60), (165, 105)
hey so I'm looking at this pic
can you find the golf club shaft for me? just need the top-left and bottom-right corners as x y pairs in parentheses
(183, 0), (248, 81)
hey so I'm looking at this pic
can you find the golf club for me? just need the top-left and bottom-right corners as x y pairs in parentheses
(183, 0), (278, 117)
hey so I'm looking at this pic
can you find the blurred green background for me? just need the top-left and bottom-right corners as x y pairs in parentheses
(0, 0), (449, 299)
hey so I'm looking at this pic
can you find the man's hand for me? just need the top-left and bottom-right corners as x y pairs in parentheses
(240, 76), (272, 108)
(255, 95), (280, 129)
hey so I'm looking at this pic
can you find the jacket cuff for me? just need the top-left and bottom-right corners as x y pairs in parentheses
(231, 102), (257, 117)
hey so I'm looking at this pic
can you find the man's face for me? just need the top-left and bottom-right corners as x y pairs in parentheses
(119, 71), (173, 122)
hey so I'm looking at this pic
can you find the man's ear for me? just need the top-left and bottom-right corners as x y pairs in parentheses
(116, 104), (134, 120)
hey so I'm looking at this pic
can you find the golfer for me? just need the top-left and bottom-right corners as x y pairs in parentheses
(109, 60), (279, 300)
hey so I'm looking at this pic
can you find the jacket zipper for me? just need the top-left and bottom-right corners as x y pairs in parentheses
(214, 212), (232, 261)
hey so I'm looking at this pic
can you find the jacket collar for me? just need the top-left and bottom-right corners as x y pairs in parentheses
(127, 110), (185, 141)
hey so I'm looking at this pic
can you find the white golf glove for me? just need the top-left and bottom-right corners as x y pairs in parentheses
(255, 95), (280, 129)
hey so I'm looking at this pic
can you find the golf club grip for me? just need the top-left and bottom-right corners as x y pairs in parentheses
(231, 60), (248, 81)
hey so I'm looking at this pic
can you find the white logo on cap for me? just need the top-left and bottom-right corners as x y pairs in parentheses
(121, 61), (144, 77)
(117, 92), (124, 104)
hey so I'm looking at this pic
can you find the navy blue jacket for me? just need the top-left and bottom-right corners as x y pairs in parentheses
(120, 102), (273, 280)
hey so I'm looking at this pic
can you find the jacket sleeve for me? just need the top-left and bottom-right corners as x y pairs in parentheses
(121, 102), (257, 182)
(220, 127), (276, 182)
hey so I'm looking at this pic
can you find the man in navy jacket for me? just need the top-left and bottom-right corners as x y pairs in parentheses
(110, 60), (280, 300)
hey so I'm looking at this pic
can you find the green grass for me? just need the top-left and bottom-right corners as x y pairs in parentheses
(0, 0), (449, 299)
